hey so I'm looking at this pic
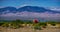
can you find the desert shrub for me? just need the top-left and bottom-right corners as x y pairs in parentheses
(51, 23), (56, 26)
(32, 23), (42, 30)
(2, 23), (9, 27)
(38, 22), (47, 26)
(9, 22), (23, 29)
(0, 23), (4, 26)
(25, 21), (33, 24)
(10, 23), (20, 29)
(33, 26), (41, 30)
(48, 21), (56, 26)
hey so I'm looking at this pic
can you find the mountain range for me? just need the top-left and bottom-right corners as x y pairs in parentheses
(0, 6), (60, 14)
(0, 6), (60, 21)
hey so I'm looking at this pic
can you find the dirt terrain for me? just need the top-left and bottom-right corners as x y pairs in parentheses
(0, 27), (60, 32)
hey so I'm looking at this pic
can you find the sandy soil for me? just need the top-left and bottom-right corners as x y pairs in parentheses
(0, 27), (60, 32)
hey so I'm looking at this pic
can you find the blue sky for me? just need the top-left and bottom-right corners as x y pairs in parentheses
(0, 0), (60, 7)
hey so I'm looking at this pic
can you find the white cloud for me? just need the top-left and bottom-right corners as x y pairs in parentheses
(47, 7), (60, 11)
(50, 8), (60, 11)
(15, 4), (29, 8)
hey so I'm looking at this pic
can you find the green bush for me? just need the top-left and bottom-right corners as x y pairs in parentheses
(47, 21), (56, 26)
(38, 22), (47, 26)
(2, 23), (9, 27)
(0, 23), (4, 26)
(10, 24), (20, 29)
(33, 26), (41, 30)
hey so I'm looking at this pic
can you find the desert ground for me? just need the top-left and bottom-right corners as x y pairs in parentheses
(0, 20), (60, 32)
(0, 26), (60, 32)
